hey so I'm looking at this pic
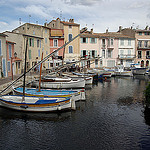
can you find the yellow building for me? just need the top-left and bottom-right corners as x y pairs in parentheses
(48, 18), (80, 63)
(12, 23), (50, 70)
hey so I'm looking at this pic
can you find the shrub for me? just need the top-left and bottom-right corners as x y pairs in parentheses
(145, 82), (150, 104)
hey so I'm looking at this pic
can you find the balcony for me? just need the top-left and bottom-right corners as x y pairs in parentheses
(137, 46), (150, 50)
(146, 55), (150, 59)
(102, 44), (106, 49)
(118, 54), (135, 59)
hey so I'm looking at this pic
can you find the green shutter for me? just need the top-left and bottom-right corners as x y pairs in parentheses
(29, 50), (31, 59)
(81, 38), (83, 43)
(90, 38), (92, 43)
(86, 38), (88, 43)
(95, 38), (97, 43)
(32, 38), (34, 47)
(95, 50), (97, 57)
(86, 50), (88, 59)
(90, 50), (92, 58)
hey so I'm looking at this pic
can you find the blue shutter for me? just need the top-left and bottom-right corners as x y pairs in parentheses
(0, 40), (1, 56)
(90, 38), (92, 43)
(81, 38), (83, 43)
(86, 50), (88, 59)
(69, 34), (72, 42)
(2, 59), (6, 77)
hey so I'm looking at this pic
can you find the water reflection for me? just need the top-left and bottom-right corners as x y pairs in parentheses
(0, 107), (72, 122)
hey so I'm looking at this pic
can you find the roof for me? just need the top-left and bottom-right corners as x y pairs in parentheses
(50, 29), (64, 37)
(80, 31), (135, 39)
(61, 21), (80, 26)
(0, 33), (7, 37)
(13, 57), (22, 61)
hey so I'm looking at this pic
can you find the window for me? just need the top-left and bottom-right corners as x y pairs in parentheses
(33, 31), (35, 35)
(138, 51), (142, 58)
(146, 51), (150, 59)
(120, 50), (124, 58)
(82, 37), (88, 43)
(45, 38), (47, 43)
(69, 46), (73, 53)
(8, 44), (12, 58)
(54, 39), (58, 47)
(29, 38), (34, 47)
(111, 39), (113, 45)
(7, 61), (10, 72)
(38, 49), (40, 57)
(102, 50), (105, 58)
(45, 29), (47, 33)
(28, 50), (31, 59)
(82, 50), (87, 58)
(139, 32), (142, 35)
(37, 39), (39, 47)
(0, 40), (2, 56)
(18, 62), (20, 69)
(69, 25), (72, 29)
(120, 39), (124, 46)
(144, 41), (148, 48)
(90, 38), (96, 43)
(128, 39), (131, 46)
(92, 50), (95, 58)
(108, 50), (111, 58)
(69, 34), (72, 42)
(138, 41), (142, 47)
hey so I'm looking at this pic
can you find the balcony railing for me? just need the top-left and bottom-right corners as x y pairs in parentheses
(137, 46), (150, 49)
(118, 54), (135, 59)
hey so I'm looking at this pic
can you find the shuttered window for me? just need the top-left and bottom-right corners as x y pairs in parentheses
(28, 50), (31, 59)
(0, 40), (1, 56)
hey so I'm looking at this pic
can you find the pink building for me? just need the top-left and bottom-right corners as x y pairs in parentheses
(49, 29), (64, 67)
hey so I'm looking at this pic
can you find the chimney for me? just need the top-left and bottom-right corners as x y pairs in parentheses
(119, 26), (122, 32)
(69, 19), (74, 23)
(91, 28), (93, 34)
(106, 29), (108, 33)
(44, 22), (48, 27)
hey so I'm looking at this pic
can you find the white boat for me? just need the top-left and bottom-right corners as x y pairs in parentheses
(13, 87), (85, 101)
(130, 64), (146, 75)
(114, 65), (133, 76)
(32, 77), (85, 89)
(0, 95), (75, 112)
(62, 73), (93, 85)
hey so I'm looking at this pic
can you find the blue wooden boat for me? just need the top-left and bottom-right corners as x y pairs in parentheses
(13, 87), (85, 101)
(0, 95), (75, 112)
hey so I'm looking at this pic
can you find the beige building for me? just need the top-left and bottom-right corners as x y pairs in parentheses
(119, 26), (150, 67)
(12, 23), (50, 71)
(0, 33), (7, 78)
(48, 18), (80, 63)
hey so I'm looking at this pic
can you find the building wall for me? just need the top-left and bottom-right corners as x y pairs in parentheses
(64, 24), (80, 62)
(0, 35), (7, 77)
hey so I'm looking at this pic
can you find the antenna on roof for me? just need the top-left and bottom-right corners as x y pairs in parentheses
(19, 18), (21, 25)
(29, 15), (31, 23)
(60, 11), (62, 19)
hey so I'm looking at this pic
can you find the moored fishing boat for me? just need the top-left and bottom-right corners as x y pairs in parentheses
(62, 72), (93, 85)
(130, 63), (146, 75)
(0, 95), (75, 112)
(13, 87), (85, 101)
(32, 77), (85, 89)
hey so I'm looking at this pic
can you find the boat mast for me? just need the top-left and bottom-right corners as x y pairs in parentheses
(38, 48), (44, 92)
(22, 37), (28, 101)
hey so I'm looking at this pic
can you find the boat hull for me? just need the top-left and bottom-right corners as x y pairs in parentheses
(32, 79), (85, 89)
(0, 95), (75, 112)
(132, 68), (146, 75)
(13, 87), (85, 101)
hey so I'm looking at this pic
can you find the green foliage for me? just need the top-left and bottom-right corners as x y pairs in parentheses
(145, 82), (150, 104)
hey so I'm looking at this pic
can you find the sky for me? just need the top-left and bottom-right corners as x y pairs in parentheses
(0, 0), (150, 33)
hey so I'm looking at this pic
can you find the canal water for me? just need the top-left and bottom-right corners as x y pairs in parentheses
(0, 76), (150, 150)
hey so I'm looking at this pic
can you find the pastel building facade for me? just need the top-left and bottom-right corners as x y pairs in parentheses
(0, 33), (7, 78)
(48, 18), (80, 63)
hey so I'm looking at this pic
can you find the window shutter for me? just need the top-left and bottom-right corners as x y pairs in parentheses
(86, 38), (88, 43)
(95, 50), (97, 57)
(29, 50), (31, 59)
(81, 50), (83, 57)
(90, 50), (92, 58)
(0, 40), (1, 56)
(32, 38), (34, 47)
(95, 38), (97, 43)
(81, 38), (83, 43)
